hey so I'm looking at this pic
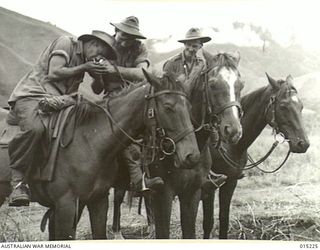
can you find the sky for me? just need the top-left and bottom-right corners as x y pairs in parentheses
(1, 0), (320, 53)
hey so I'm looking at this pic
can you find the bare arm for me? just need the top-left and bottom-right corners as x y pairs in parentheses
(116, 62), (149, 82)
(90, 61), (149, 94)
(47, 56), (109, 81)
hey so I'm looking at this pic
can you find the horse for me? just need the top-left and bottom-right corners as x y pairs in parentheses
(201, 73), (310, 239)
(140, 52), (243, 239)
(0, 69), (201, 240)
(107, 52), (245, 239)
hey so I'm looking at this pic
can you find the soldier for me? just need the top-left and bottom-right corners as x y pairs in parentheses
(8, 30), (117, 206)
(163, 27), (227, 189)
(91, 16), (164, 192)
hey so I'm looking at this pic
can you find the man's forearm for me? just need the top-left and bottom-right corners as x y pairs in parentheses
(48, 65), (86, 81)
(116, 67), (146, 82)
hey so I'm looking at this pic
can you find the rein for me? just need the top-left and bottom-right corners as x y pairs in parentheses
(217, 91), (291, 173)
(89, 84), (193, 157)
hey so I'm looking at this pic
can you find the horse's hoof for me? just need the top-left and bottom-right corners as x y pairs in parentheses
(145, 225), (156, 239)
(145, 231), (156, 239)
(113, 231), (125, 240)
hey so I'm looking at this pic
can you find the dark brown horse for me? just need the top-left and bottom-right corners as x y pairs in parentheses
(148, 53), (244, 239)
(110, 53), (245, 239)
(202, 74), (310, 239)
(0, 69), (200, 240)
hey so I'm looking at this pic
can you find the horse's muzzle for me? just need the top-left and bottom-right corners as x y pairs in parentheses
(290, 138), (310, 153)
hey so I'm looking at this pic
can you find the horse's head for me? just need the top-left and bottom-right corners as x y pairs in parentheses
(142, 69), (200, 168)
(207, 52), (244, 144)
(265, 73), (310, 153)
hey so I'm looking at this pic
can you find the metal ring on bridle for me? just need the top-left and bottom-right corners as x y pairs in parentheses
(160, 137), (176, 156)
(274, 132), (286, 144)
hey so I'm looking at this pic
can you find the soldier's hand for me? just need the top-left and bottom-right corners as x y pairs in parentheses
(99, 60), (117, 74)
(84, 61), (109, 74)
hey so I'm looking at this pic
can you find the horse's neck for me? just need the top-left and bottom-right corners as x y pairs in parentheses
(235, 86), (272, 152)
(87, 86), (147, 158)
(108, 86), (147, 140)
(189, 80), (210, 151)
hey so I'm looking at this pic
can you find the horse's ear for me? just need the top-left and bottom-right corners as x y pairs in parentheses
(286, 74), (294, 84)
(266, 72), (279, 89)
(142, 68), (161, 89)
(230, 51), (241, 66)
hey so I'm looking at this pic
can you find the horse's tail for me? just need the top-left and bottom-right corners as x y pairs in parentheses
(40, 208), (53, 232)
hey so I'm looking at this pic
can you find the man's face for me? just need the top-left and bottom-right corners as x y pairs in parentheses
(184, 40), (202, 58)
(85, 39), (110, 61)
(115, 30), (137, 48)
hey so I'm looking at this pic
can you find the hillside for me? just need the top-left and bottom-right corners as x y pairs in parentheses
(0, 43), (31, 104)
(147, 41), (320, 94)
(0, 7), (71, 106)
(0, 7), (71, 63)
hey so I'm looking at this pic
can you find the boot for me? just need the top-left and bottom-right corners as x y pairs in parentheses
(124, 145), (164, 192)
(202, 170), (227, 191)
(130, 165), (164, 192)
(8, 169), (30, 207)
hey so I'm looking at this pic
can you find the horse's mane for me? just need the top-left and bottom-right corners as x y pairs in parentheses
(185, 52), (240, 98)
(240, 86), (269, 112)
(103, 80), (147, 99)
(211, 52), (239, 71)
(241, 79), (297, 112)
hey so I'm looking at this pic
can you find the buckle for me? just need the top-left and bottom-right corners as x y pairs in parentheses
(147, 108), (154, 119)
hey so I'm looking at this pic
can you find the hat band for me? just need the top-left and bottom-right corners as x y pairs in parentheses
(120, 22), (139, 31)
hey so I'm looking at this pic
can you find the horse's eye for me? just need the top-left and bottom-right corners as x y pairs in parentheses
(164, 105), (174, 113)
(279, 103), (288, 110)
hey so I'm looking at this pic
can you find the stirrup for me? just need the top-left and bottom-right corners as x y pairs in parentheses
(13, 181), (24, 189)
(141, 172), (150, 192)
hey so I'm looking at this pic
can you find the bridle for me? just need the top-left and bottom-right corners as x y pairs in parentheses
(217, 87), (291, 173)
(194, 66), (243, 139)
(142, 82), (195, 163)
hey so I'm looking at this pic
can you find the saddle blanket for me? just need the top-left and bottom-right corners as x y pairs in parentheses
(0, 106), (76, 181)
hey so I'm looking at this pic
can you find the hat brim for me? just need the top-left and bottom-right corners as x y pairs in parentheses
(178, 36), (212, 44)
(110, 22), (146, 39)
(78, 34), (117, 60)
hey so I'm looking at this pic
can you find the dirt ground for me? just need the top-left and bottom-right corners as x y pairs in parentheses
(1, 181), (319, 242)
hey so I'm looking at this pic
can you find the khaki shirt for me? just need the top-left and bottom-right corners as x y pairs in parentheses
(102, 40), (150, 92)
(163, 49), (215, 78)
(9, 36), (85, 104)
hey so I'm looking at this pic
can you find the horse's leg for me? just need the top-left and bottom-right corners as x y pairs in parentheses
(144, 193), (155, 239)
(48, 209), (55, 241)
(202, 189), (215, 239)
(0, 182), (11, 207)
(219, 179), (238, 239)
(153, 187), (174, 239)
(112, 188), (126, 239)
(53, 192), (78, 240)
(179, 189), (201, 239)
(87, 194), (109, 239)
(77, 202), (86, 224)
